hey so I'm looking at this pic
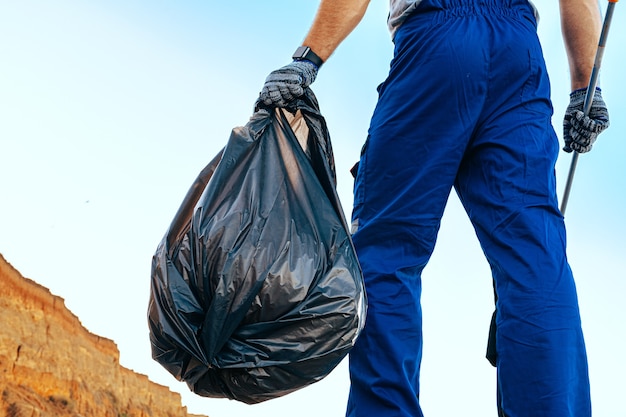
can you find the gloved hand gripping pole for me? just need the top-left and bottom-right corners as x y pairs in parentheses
(560, 0), (618, 214)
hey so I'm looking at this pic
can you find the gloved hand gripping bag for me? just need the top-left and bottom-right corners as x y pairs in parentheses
(148, 89), (366, 404)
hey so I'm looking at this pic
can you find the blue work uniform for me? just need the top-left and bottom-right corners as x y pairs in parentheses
(346, 0), (591, 416)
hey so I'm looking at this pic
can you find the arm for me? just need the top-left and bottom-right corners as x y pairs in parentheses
(559, 0), (602, 90)
(559, 0), (610, 153)
(302, 0), (371, 62)
(260, 0), (371, 107)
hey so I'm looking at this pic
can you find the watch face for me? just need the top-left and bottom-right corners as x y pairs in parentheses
(292, 46), (323, 67)
(293, 46), (310, 59)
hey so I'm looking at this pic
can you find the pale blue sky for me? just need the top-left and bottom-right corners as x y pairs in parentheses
(1, 1), (624, 416)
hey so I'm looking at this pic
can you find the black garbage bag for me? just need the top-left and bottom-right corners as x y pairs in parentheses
(148, 89), (366, 404)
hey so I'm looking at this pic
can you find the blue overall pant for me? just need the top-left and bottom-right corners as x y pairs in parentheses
(346, 1), (591, 416)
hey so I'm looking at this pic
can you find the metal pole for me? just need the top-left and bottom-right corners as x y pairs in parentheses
(560, 0), (618, 214)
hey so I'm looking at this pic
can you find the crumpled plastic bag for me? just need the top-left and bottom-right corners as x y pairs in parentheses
(147, 89), (366, 404)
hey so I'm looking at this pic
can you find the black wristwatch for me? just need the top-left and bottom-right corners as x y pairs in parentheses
(292, 46), (324, 68)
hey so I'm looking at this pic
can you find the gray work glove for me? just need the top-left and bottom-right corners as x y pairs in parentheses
(260, 60), (318, 107)
(563, 87), (610, 153)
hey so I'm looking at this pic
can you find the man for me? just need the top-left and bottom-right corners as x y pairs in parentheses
(260, 0), (609, 416)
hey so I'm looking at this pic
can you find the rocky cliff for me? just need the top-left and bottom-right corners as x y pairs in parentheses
(0, 254), (207, 417)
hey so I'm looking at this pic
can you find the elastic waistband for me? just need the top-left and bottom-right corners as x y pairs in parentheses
(413, 0), (535, 19)
(392, 0), (539, 38)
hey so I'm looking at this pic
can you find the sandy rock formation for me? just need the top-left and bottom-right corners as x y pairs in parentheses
(0, 254), (207, 417)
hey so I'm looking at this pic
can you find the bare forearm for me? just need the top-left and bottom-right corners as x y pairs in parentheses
(302, 0), (371, 62)
(560, 0), (602, 90)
